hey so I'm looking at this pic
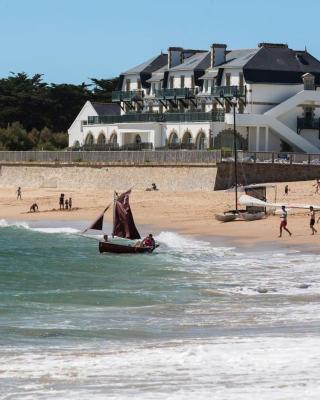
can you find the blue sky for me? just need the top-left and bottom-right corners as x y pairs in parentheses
(0, 0), (319, 84)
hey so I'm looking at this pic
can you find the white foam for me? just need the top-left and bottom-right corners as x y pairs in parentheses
(1, 337), (320, 399)
(32, 227), (79, 234)
(0, 219), (29, 229)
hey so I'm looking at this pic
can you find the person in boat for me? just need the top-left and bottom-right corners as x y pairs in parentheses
(142, 233), (156, 248)
(103, 234), (108, 242)
(279, 206), (292, 238)
(309, 206), (318, 235)
(30, 203), (39, 212)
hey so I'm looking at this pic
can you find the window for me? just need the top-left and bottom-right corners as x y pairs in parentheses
(170, 76), (174, 89)
(191, 76), (195, 88)
(226, 73), (231, 87)
(204, 80), (209, 92)
(137, 79), (141, 90)
(151, 82), (156, 94)
(126, 79), (131, 91)
(180, 75), (185, 88)
(239, 72), (244, 87)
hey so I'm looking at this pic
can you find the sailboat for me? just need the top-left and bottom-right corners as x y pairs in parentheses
(84, 190), (159, 254)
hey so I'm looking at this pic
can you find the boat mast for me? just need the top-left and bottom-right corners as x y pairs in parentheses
(112, 191), (117, 237)
(233, 101), (238, 213)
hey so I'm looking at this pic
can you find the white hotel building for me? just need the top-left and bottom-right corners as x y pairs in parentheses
(69, 42), (320, 153)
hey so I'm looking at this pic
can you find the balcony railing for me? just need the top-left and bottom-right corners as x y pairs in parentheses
(211, 85), (246, 98)
(297, 117), (320, 131)
(87, 111), (225, 125)
(112, 90), (144, 102)
(154, 88), (197, 100)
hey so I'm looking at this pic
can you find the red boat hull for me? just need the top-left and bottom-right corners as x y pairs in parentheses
(99, 240), (156, 254)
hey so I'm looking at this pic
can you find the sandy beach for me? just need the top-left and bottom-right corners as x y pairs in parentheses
(2, 179), (320, 249)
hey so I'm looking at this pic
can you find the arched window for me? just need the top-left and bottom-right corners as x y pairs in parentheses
(182, 131), (192, 145)
(97, 133), (106, 146)
(109, 132), (117, 145)
(85, 133), (94, 146)
(169, 131), (179, 145)
(135, 134), (142, 144)
(196, 131), (206, 150)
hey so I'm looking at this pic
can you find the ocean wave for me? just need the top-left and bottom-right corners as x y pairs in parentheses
(0, 219), (29, 229)
(0, 219), (80, 235)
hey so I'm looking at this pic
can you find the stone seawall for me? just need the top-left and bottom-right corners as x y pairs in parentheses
(215, 162), (320, 190)
(0, 164), (217, 192)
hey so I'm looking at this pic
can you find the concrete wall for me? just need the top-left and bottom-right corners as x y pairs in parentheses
(0, 165), (217, 192)
(215, 162), (320, 190)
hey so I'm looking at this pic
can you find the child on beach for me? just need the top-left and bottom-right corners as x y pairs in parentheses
(309, 206), (317, 235)
(279, 205), (292, 238)
(16, 187), (22, 200)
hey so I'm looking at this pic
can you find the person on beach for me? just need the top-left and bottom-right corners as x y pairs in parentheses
(59, 193), (64, 210)
(65, 199), (69, 210)
(284, 185), (289, 196)
(30, 203), (39, 213)
(16, 187), (22, 200)
(69, 198), (72, 210)
(309, 206), (317, 235)
(314, 179), (320, 194)
(279, 206), (292, 238)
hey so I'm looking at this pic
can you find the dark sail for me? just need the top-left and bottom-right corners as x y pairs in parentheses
(112, 190), (141, 239)
(82, 205), (110, 233)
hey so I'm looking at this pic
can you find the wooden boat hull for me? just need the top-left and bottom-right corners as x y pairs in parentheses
(215, 213), (237, 222)
(99, 240), (157, 254)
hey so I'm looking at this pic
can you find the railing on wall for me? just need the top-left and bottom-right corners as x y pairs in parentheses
(87, 111), (225, 125)
(0, 150), (222, 165)
(221, 151), (320, 165)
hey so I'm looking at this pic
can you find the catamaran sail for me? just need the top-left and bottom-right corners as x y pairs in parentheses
(112, 190), (141, 239)
(239, 194), (320, 210)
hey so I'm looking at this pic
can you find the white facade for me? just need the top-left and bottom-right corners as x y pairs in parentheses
(69, 43), (320, 154)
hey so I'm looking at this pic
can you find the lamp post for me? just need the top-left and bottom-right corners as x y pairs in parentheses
(231, 97), (238, 213)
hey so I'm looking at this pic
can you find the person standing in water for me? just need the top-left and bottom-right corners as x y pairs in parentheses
(16, 187), (22, 200)
(309, 206), (318, 235)
(279, 205), (292, 238)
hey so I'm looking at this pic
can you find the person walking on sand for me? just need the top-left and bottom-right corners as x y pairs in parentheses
(69, 197), (72, 210)
(309, 206), (318, 235)
(314, 179), (320, 194)
(59, 193), (64, 210)
(284, 184), (289, 196)
(279, 205), (292, 238)
(65, 198), (69, 210)
(16, 187), (22, 200)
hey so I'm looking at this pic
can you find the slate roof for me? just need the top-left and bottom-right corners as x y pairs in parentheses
(91, 102), (121, 116)
(122, 54), (168, 75)
(243, 47), (320, 84)
(169, 51), (210, 71)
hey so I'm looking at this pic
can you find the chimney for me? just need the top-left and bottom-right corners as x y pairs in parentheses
(210, 43), (227, 68)
(168, 47), (183, 68)
(258, 42), (288, 49)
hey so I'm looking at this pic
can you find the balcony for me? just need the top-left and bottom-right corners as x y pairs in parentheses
(211, 85), (246, 98)
(155, 88), (197, 100)
(112, 90), (144, 102)
(87, 111), (225, 125)
(297, 117), (320, 131)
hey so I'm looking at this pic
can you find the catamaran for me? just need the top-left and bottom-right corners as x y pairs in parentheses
(84, 190), (159, 254)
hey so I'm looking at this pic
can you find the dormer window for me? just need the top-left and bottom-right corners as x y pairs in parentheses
(180, 75), (185, 89)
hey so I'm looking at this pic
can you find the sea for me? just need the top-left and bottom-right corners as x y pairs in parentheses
(0, 219), (320, 399)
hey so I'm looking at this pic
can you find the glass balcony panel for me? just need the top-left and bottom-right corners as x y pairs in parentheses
(211, 85), (246, 98)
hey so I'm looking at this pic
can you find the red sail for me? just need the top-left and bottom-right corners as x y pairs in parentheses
(112, 190), (141, 239)
(82, 205), (110, 233)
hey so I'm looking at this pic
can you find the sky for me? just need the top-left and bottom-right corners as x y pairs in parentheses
(0, 0), (320, 85)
